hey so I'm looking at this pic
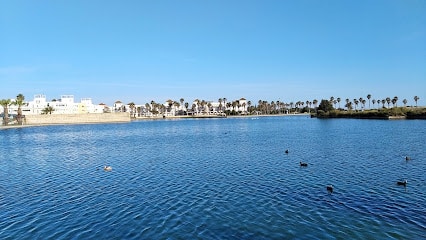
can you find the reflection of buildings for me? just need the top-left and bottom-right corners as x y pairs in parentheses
(5, 94), (106, 115)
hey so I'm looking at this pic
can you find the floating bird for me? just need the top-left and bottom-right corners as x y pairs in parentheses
(299, 161), (308, 167)
(405, 156), (411, 161)
(285, 149), (289, 154)
(327, 185), (334, 193)
(397, 180), (407, 186)
(103, 166), (112, 171)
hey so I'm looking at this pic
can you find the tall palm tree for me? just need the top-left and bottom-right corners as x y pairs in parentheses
(354, 99), (359, 110)
(345, 99), (350, 110)
(0, 99), (12, 125)
(128, 102), (136, 117)
(184, 102), (189, 115)
(180, 98), (184, 108)
(337, 97), (341, 109)
(372, 99), (376, 109)
(247, 101), (252, 114)
(393, 96), (398, 108)
(367, 94), (371, 109)
(381, 99), (386, 108)
(15, 93), (25, 125)
(313, 99), (318, 110)
(403, 99), (408, 107)
(414, 96), (419, 107)
(386, 97), (391, 108)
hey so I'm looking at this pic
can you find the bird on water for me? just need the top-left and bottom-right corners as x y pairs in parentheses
(104, 166), (112, 171)
(327, 185), (334, 193)
(285, 149), (289, 154)
(397, 180), (407, 186)
(299, 161), (308, 167)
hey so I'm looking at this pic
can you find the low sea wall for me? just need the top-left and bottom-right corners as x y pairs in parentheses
(24, 113), (130, 125)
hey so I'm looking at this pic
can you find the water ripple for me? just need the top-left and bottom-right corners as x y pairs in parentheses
(1, 118), (425, 239)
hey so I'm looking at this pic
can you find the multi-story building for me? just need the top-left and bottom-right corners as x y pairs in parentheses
(2, 94), (106, 115)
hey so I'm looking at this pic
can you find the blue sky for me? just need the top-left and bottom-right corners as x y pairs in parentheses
(1, 0), (425, 106)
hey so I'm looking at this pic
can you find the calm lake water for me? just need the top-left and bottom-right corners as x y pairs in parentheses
(1, 116), (425, 239)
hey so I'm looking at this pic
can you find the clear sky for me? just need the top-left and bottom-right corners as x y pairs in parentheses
(1, 0), (425, 106)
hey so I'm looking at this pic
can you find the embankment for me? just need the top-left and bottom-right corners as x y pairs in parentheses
(24, 113), (130, 125)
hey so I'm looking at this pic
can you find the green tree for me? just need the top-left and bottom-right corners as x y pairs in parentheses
(367, 94), (371, 109)
(41, 106), (55, 115)
(0, 99), (12, 125)
(414, 96), (419, 107)
(318, 99), (334, 112)
(128, 102), (136, 117)
(403, 99), (407, 107)
(15, 94), (25, 125)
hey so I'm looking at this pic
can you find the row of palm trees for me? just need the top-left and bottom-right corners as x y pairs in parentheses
(0, 94), (25, 126)
(332, 95), (420, 111)
(1, 93), (422, 125)
(126, 94), (421, 117)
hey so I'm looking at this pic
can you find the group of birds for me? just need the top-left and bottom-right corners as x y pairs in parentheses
(396, 156), (412, 187)
(284, 150), (413, 192)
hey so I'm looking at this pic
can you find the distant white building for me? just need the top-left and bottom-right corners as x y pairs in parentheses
(2, 94), (106, 115)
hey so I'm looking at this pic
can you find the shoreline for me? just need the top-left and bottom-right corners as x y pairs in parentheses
(1, 113), (311, 130)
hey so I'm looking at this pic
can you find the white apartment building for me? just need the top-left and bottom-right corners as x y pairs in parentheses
(2, 94), (106, 115)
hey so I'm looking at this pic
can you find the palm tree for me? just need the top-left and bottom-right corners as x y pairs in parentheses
(414, 96), (419, 107)
(128, 102), (136, 117)
(0, 99), (12, 125)
(345, 101), (353, 111)
(381, 99), (386, 108)
(393, 96), (398, 108)
(41, 106), (55, 115)
(386, 97), (391, 108)
(15, 93), (25, 125)
(313, 99), (318, 110)
(337, 97), (341, 109)
(354, 99), (359, 110)
(180, 98), (184, 109)
(184, 102), (189, 115)
(367, 94), (371, 109)
(403, 99), (408, 107)
(372, 99), (376, 109)
(359, 97), (364, 110)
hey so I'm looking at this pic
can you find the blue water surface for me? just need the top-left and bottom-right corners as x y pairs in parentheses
(1, 116), (425, 239)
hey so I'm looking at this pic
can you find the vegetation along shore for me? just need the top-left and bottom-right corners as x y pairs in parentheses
(1, 94), (424, 128)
